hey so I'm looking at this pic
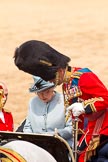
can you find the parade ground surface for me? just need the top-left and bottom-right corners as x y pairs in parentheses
(0, 0), (108, 129)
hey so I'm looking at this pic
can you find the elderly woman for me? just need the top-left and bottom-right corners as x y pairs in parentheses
(23, 76), (73, 147)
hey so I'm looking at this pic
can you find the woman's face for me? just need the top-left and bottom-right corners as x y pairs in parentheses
(37, 88), (55, 103)
(0, 89), (8, 109)
(0, 83), (8, 109)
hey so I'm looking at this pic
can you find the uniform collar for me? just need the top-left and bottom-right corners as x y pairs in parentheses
(63, 66), (72, 82)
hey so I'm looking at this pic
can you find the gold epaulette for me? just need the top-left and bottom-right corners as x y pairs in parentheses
(64, 67), (83, 82)
(3, 108), (11, 113)
(71, 71), (83, 79)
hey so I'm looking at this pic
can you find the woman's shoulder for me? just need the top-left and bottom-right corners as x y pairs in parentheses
(29, 96), (39, 103)
(55, 91), (63, 98)
(54, 91), (64, 103)
(29, 96), (44, 107)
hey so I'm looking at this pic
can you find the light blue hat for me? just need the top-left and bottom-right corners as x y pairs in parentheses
(29, 76), (55, 93)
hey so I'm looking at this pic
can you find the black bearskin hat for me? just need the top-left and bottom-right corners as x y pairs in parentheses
(14, 40), (71, 81)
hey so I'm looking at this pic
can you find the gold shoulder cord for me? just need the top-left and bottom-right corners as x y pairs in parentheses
(62, 66), (72, 122)
(63, 67), (83, 122)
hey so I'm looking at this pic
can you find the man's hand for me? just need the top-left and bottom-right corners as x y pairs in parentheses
(67, 102), (85, 117)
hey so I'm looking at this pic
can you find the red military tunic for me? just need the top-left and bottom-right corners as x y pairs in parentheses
(0, 108), (14, 131)
(63, 66), (108, 162)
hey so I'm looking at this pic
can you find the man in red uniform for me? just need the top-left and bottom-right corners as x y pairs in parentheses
(13, 40), (108, 162)
(0, 82), (14, 131)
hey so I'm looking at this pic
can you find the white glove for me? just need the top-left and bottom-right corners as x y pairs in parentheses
(67, 102), (85, 117)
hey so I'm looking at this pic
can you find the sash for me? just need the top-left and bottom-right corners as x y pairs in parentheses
(85, 109), (107, 161)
